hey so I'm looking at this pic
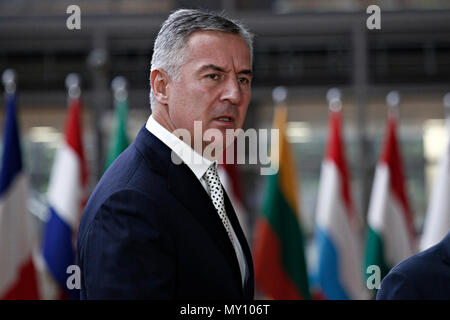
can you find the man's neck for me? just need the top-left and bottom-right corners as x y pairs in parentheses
(151, 106), (177, 133)
(150, 105), (224, 163)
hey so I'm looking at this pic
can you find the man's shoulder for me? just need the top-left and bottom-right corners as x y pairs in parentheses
(78, 129), (172, 242)
(86, 144), (168, 206)
(99, 126), (172, 192)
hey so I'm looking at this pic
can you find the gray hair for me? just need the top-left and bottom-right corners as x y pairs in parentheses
(149, 9), (254, 109)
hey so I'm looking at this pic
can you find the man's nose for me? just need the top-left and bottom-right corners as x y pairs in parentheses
(220, 76), (241, 105)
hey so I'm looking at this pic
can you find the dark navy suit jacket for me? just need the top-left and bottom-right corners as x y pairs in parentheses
(77, 126), (254, 299)
(377, 232), (450, 300)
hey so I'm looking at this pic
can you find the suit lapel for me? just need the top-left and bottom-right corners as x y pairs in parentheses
(167, 155), (243, 290)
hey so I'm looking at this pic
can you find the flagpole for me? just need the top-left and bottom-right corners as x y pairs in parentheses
(104, 76), (129, 171)
(65, 73), (81, 102)
(2, 69), (17, 96)
(111, 76), (128, 103)
(386, 90), (400, 119)
(326, 87), (342, 113)
(272, 86), (288, 107)
(272, 86), (288, 168)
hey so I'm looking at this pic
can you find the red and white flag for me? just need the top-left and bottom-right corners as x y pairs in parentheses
(365, 112), (416, 282)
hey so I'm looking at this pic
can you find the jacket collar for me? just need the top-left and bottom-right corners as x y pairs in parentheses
(145, 115), (213, 180)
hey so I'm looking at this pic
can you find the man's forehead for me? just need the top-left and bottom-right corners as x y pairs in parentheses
(184, 31), (251, 69)
(185, 31), (250, 54)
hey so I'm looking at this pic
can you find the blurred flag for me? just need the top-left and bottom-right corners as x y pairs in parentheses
(420, 115), (450, 251)
(104, 79), (129, 171)
(42, 93), (88, 299)
(0, 90), (40, 299)
(364, 112), (416, 294)
(314, 107), (365, 300)
(253, 106), (311, 300)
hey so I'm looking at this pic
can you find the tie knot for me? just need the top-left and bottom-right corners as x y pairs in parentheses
(205, 164), (219, 182)
(204, 164), (223, 193)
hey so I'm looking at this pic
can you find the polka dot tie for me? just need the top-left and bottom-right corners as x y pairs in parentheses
(203, 164), (236, 250)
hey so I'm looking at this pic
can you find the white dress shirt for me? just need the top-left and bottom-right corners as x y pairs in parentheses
(145, 115), (248, 287)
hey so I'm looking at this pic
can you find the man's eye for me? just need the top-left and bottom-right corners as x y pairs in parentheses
(238, 77), (250, 85)
(207, 74), (221, 80)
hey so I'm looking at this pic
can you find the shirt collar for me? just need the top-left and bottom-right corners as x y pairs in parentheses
(145, 115), (214, 180)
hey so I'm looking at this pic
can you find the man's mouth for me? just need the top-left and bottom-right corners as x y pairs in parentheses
(216, 116), (233, 122)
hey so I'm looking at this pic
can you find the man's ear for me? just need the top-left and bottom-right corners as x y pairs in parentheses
(150, 69), (170, 104)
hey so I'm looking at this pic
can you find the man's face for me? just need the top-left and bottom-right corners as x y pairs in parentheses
(166, 31), (252, 155)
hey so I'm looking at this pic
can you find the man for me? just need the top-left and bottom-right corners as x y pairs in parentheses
(377, 231), (450, 300)
(77, 9), (255, 299)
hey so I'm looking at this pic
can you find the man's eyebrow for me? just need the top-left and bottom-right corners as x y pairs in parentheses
(198, 64), (253, 76)
(198, 64), (226, 73)
(238, 69), (253, 76)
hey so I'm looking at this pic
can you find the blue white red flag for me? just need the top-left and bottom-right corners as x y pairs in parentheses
(42, 97), (88, 299)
